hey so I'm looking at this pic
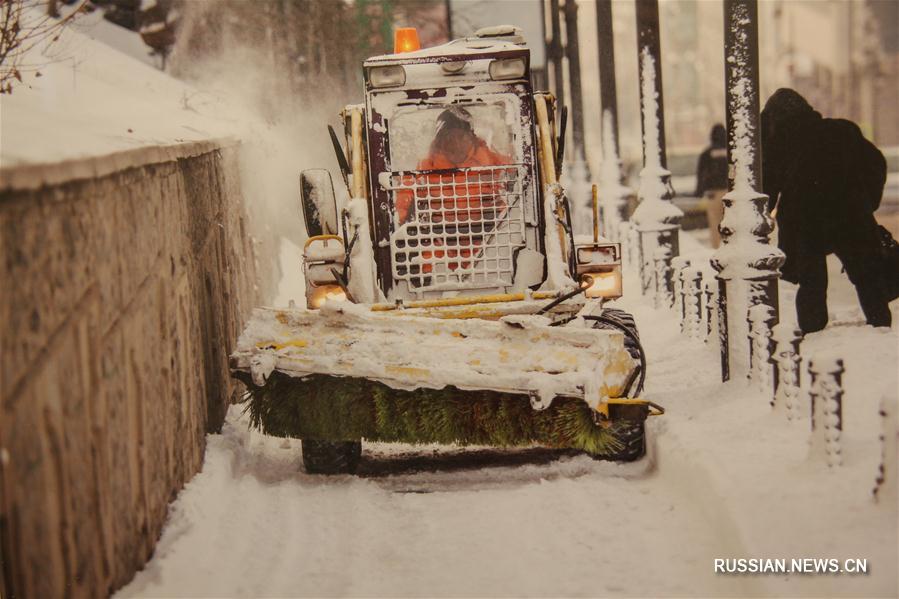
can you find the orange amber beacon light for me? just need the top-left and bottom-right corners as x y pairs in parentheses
(394, 27), (421, 53)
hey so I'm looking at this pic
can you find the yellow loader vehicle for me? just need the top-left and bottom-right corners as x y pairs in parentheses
(230, 26), (661, 474)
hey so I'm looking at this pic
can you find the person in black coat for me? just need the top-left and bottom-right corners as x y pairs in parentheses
(695, 123), (729, 247)
(761, 88), (891, 333)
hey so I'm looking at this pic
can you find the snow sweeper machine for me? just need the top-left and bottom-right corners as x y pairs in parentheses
(230, 26), (662, 474)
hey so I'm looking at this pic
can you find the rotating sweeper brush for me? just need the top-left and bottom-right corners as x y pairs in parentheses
(230, 25), (662, 474)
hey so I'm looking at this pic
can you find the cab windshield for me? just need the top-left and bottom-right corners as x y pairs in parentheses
(388, 100), (518, 172)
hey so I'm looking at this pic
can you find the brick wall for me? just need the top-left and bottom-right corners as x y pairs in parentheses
(0, 142), (267, 597)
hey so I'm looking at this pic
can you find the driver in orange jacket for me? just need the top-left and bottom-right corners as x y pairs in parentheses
(395, 106), (511, 272)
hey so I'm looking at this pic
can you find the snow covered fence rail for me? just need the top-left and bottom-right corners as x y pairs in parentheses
(0, 139), (274, 597)
(669, 260), (717, 344)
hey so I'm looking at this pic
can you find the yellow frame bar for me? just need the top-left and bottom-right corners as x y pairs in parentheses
(304, 234), (343, 249)
(370, 291), (560, 312)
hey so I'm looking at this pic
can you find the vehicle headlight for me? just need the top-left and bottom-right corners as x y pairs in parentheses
(489, 57), (526, 80)
(308, 285), (347, 309)
(304, 236), (347, 308)
(581, 269), (622, 299)
(369, 65), (406, 88)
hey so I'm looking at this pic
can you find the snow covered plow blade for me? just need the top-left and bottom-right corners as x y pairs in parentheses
(233, 302), (635, 406)
(230, 302), (656, 468)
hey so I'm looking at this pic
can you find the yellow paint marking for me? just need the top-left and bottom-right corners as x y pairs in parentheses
(255, 339), (308, 350)
(385, 365), (431, 379)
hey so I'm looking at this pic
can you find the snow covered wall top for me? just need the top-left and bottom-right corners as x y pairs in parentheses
(0, 10), (238, 190)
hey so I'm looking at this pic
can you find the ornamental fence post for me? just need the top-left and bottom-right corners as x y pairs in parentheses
(632, 0), (682, 299)
(809, 356), (844, 467)
(747, 303), (775, 393)
(653, 246), (674, 309)
(683, 267), (703, 339)
(680, 268), (690, 333)
(771, 323), (802, 420)
(671, 257), (690, 320)
(703, 274), (718, 344)
(710, 0), (785, 381)
(597, 113), (633, 241)
(595, 2), (632, 239)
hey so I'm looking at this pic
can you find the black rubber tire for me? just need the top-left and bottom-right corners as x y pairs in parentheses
(301, 440), (362, 474)
(588, 308), (645, 396)
(597, 420), (646, 462)
(593, 308), (641, 360)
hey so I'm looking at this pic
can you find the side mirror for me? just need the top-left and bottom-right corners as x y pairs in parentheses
(300, 169), (338, 237)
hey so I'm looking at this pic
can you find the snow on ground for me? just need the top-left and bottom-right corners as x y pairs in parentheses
(6, 12), (894, 595)
(625, 291), (897, 598)
(273, 237), (306, 309)
(117, 412), (752, 598)
(70, 7), (162, 68)
(0, 10), (236, 169)
(118, 230), (897, 597)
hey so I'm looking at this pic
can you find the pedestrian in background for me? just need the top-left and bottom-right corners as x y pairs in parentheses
(761, 88), (891, 333)
(695, 123), (728, 248)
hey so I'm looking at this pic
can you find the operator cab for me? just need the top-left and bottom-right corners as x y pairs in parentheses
(362, 26), (544, 300)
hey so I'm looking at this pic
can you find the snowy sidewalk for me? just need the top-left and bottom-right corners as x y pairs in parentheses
(613, 232), (898, 597)
(118, 235), (896, 598)
(624, 301), (897, 597)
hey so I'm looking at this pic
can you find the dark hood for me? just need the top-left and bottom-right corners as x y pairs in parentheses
(710, 123), (726, 148)
(761, 88), (820, 147)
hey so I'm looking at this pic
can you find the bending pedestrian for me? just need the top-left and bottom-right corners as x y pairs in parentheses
(761, 88), (892, 333)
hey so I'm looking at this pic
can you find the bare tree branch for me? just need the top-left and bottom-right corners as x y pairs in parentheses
(0, 0), (88, 93)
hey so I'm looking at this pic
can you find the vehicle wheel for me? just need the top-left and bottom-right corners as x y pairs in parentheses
(587, 308), (645, 397)
(301, 440), (362, 474)
(594, 308), (641, 360)
(597, 420), (645, 462)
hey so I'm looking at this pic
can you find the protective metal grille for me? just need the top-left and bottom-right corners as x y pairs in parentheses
(386, 165), (527, 293)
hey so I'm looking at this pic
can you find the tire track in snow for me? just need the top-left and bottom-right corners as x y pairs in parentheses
(625, 304), (765, 596)
(119, 405), (757, 597)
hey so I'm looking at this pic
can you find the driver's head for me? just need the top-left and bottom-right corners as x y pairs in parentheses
(432, 106), (478, 164)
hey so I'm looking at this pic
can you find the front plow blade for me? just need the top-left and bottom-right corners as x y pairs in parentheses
(230, 302), (636, 409)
